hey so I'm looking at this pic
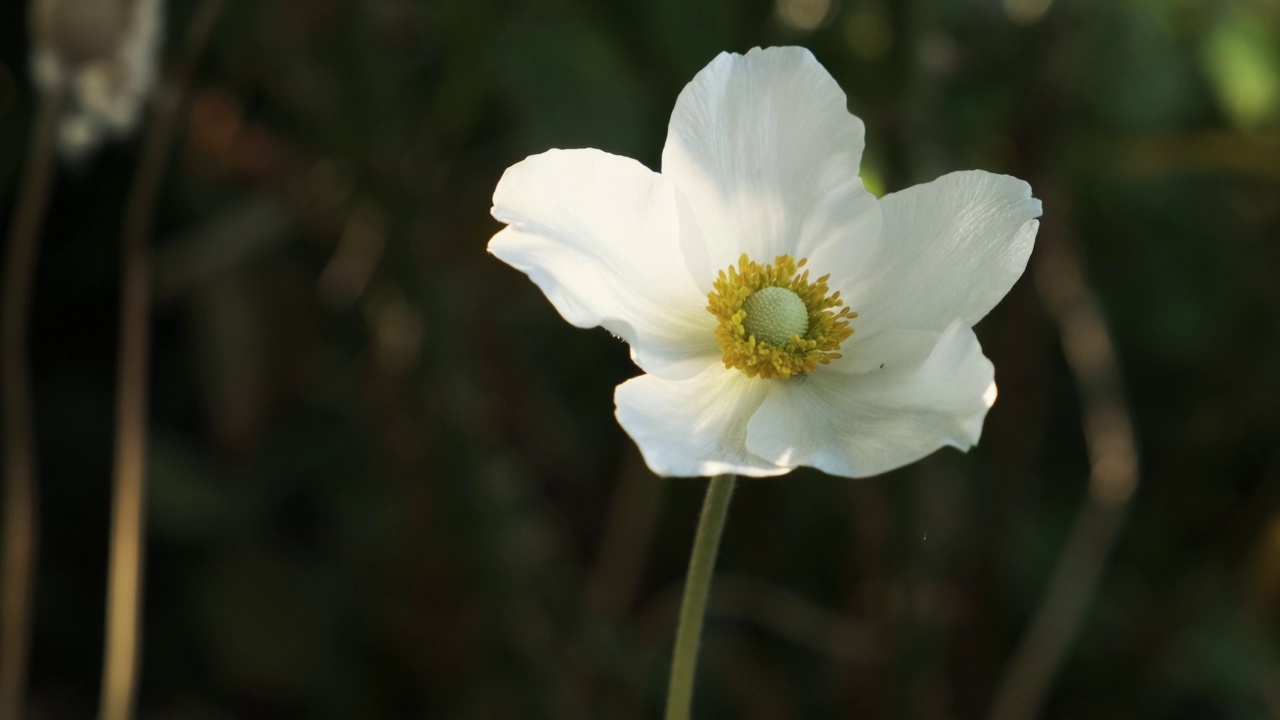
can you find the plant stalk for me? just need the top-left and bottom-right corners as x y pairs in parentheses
(663, 473), (736, 720)
(0, 88), (64, 720)
(98, 3), (226, 719)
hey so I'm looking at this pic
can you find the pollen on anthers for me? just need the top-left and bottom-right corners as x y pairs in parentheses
(706, 253), (857, 379)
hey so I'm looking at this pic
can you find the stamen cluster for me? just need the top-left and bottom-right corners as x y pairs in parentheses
(706, 253), (856, 379)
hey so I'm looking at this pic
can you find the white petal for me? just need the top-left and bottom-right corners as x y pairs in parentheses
(661, 47), (881, 283)
(826, 327), (945, 374)
(490, 148), (718, 379)
(847, 171), (1042, 337)
(615, 365), (789, 478)
(745, 321), (995, 478)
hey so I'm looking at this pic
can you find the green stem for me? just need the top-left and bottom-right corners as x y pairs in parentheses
(663, 473), (737, 720)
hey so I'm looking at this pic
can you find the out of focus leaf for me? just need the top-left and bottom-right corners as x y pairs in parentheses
(1202, 5), (1280, 131)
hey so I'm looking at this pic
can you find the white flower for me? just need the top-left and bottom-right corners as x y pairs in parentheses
(30, 0), (164, 159)
(489, 47), (1041, 479)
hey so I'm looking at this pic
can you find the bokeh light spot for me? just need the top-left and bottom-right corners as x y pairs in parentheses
(776, 0), (835, 32)
(1003, 0), (1053, 25)
(843, 10), (892, 61)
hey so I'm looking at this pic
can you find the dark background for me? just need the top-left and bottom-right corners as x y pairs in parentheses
(2, 0), (1279, 718)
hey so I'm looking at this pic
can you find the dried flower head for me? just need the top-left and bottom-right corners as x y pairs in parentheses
(29, 0), (164, 159)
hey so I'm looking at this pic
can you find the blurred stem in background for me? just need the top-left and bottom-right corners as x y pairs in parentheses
(0, 86), (64, 720)
(586, 455), (665, 623)
(99, 2), (225, 719)
(986, 186), (1141, 720)
(664, 474), (736, 720)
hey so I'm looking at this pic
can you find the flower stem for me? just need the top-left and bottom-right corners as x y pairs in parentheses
(985, 191), (1139, 720)
(0, 88), (64, 720)
(663, 473), (736, 720)
(98, 3), (226, 719)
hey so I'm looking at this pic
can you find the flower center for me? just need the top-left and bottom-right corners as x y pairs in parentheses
(706, 253), (857, 379)
(742, 287), (809, 345)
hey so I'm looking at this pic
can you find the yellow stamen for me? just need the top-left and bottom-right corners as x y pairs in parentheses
(706, 253), (857, 379)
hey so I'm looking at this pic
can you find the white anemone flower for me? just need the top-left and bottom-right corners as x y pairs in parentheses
(489, 46), (1042, 479)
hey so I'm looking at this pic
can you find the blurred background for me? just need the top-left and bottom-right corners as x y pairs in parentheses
(2, 0), (1279, 718)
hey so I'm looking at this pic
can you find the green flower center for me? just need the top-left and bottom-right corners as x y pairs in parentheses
(742, 286), (810, 346)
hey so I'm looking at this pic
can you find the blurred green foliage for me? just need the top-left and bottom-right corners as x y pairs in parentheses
(2, 0), (1279, 718)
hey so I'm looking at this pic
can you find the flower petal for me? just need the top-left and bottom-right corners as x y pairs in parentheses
(826, 327), (946, 374)
(846, 171), (1041, 337)
(661, 47), (880, 282)
(745, 321), (996, 478)
(615, 365), (790, 478)
(490, 148), (718, 379)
